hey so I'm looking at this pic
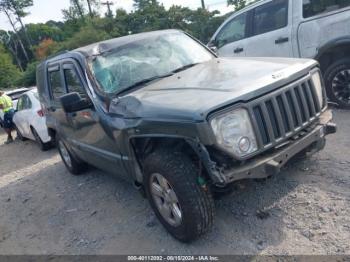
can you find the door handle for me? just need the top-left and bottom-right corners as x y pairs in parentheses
(275, 37), (289, 44)
(234, 47), (244, 53)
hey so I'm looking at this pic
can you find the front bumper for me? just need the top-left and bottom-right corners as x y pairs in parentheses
(219, 110), (336, 184)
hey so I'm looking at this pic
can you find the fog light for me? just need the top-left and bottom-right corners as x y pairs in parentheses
(238, 136), (251, 153)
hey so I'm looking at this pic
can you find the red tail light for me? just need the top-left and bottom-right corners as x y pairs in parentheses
(37, 109), (44, 117)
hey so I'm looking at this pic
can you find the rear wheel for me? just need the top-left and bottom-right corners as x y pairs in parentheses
(31, 127), (51, 151)
(143, 149), (214, 242)
(57, 136), (87, 175)
(324, 59), (350, 109)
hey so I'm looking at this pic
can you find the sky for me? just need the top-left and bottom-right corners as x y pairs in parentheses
(0, 0), (234, 31)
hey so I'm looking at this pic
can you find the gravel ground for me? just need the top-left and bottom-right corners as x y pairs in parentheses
(0, 109), (349, 255)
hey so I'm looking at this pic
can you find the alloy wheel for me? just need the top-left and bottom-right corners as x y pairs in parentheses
(332, 69), (350, 106)
(58, 141), (72, 168)
(150, 173), (183, 227)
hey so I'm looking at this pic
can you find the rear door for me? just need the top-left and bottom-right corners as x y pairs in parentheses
(20, 95), (33, 137)
(244, 0), (293, 57)
(298, 0), (350, 58)
(14, 96), (26, 136)
(61, 60), (127, 178)
(14, 95), (32, 138)
(215, 12), (249, 57)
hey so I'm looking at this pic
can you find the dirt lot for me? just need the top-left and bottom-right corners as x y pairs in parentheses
(0, 109), (349, 255)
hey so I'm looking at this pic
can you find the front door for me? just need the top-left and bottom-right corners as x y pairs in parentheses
(60, 60), (127, 178)
(244, 0), (293, 57)
(215, 12), (249, 57)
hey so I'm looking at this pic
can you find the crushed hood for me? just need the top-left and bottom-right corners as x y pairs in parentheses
(109, 57), (318, 121)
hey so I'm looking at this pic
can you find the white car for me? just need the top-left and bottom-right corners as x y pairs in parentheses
(0, 87), (29, 127)
(13, 89), (52, 151)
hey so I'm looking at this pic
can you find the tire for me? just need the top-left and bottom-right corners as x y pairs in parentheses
(143, 149), (214, 242)
(56, 135), (87, 175)
(31, 127), (51, 151)
(324, 58), (350, 109)
(15, 126), (27, 141)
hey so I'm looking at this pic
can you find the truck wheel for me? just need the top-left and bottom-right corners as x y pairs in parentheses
(324, 59), (350, 109)
(143, 149), (214, 242)
(57, 136), (87, 175)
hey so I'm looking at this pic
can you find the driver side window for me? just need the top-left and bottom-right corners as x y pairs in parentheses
(216, 13), (247, 48)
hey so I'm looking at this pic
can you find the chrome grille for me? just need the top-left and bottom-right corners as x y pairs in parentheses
(249, 73), (324, 149)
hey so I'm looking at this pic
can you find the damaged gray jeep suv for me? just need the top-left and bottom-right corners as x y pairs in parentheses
(37, 30), (336, 242)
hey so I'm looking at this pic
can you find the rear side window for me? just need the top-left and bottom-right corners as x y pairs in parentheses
(216, 13), (247, 48)
(23, 95), (32, 109)
(64, 69), (86, 98)
(49, 70), (64, 100)
(16, 97), (24, 111)
(303, 0), (350, 18)
(253, 0), (288, 35)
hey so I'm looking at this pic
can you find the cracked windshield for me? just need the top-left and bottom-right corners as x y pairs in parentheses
(90, 32), (213, 94)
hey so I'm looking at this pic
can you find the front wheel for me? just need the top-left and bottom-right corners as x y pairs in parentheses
(324, 59), (350, 109)
(144, 149), (214, 242)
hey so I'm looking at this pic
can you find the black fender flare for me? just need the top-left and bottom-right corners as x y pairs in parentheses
(127, 135), (226, 185)
(315, 36), (350, 61)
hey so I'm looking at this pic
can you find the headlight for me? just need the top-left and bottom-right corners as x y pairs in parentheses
(311, 71), (324, 108)
(210, 108), (258, 158)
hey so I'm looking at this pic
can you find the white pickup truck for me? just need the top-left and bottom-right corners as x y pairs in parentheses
(209, 0), (350, 108)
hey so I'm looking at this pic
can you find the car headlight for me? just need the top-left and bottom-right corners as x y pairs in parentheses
(311, 71), (324, 108)
(210, 108), (258, 158)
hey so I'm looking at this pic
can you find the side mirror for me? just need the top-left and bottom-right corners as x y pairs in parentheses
(207, 41), (218, 54)
(60, 92), (93, 113)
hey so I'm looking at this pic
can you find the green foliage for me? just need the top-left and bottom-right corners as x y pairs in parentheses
(59, 25), (110, 50)
(0, 44), (21, 88)
(15, 61), (38, 87)
(26, 23), (64, 45)
(227, 0), (257, 11)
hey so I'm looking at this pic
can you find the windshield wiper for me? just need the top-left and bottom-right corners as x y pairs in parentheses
(171, 63), (199, 74)
(116, 73), (174, 96)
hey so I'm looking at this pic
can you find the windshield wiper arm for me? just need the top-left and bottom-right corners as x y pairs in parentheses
(116, 73), (174, 96)
(171, 63), (199, 74)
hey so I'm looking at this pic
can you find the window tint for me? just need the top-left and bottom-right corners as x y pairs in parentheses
(23, 96), (32, 109)
(216, 13), (247, 48)
(64, 69), (86, 97)
(253, 0), (288, 35)
(49, 70), (64, 100)
(303, 0), (350, 18)
(16, 97), (24, 111)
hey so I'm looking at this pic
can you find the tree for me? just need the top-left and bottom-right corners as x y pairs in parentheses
(0, 2), (30, 63)
(133, 0), (160, 11)
(62, 0), (86, 22)
(227, 0), (256, 11)
(8, 0), (34, 48)
(60, 25), (110, 50)
(26, 23), (64, 45)
(0, 44), (21, 88)
(34, 38), (57, 60)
